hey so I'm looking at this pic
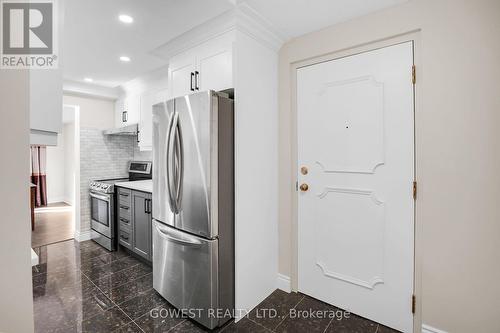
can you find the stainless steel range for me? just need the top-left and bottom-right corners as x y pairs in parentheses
(90, 161), (152, 251)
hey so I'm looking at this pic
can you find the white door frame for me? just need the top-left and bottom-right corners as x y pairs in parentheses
(289, 32), (422, 333)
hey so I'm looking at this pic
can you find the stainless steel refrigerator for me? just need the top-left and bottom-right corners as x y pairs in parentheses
(152, 90), (234, 329)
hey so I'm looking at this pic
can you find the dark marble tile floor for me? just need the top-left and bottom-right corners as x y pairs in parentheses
(32, 239), (400, 333)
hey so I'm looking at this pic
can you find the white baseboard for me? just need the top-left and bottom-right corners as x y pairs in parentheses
(422, 324), (448, 333)
(47, 196), (66, 204)
(63, 198), (74, 206)
(277, 273), (291, 292)
(74, 229), (91, 242)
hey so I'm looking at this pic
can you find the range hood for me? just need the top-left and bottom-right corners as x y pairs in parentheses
(103, 124), (138, 136)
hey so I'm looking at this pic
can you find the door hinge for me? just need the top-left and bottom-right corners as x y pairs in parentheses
(295, 181), (298, 191)
(412, 65), (416, 84)
(412, 181), (417, 200)
(411, 294), (416, 314)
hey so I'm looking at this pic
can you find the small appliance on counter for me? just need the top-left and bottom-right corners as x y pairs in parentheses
(152, 90), (235, 329)
(89, 161), (152, 251)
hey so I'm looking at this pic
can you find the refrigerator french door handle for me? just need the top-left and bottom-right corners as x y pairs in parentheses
(154, 222), (201, 246)
(166, 111), (178, 214)
(174, 118), (184, 212)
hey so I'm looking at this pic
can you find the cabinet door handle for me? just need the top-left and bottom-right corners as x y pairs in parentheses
(190, 72), (195, 91)
(119, 193), (129, 197)
(144, 199), (151, 214)
(122, 111), (128, 123)
(195, 71), (199, 90)
(120, 205), (129, 210)
(120, 218), (129, 224)
(120, 234), (129, 241)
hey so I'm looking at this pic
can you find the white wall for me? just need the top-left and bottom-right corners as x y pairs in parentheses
(278, 0), (500, 332)
(63, 95), (115, 129)
(46, 115), (77, 205)
(234, 30), (279, 319)
(61, 95), (121, 240)
(0, 68), (34, 333)
(46, 133), (66, 203)
(64, 123), (76, 205)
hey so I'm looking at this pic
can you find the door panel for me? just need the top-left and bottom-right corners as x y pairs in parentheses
(152, 220), (218, 329)
(152, 100), (175, 227)
(297, 42), (414, 332)
(174, 92), (214, 238)
(114, 99), (125, 128)
(132, 191), (152, 260)
(169, 52), (196, 98)
(198, 49), (232, 92)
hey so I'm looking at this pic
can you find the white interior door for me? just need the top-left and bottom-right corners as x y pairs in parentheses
(297, 42), (415, 332)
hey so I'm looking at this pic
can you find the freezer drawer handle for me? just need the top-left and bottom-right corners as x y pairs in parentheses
(155, 223), (201, 246)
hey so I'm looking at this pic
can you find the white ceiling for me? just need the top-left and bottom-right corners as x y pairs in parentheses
(243, 0), (409, 39)
(63, 0), (407, 89)
(63, 0), (234, 88)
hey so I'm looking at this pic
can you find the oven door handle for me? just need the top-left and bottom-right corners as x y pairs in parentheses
(90, 192), (110, 202)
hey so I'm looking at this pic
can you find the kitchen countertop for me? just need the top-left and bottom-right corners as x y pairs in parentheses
(115, 179), (152, 193)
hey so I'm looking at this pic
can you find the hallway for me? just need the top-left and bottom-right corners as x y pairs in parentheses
(32, 202), (74, 248)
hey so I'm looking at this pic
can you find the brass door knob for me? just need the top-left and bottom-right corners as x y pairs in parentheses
(300, 166), (308, 175)
(300, 183), (309, 192)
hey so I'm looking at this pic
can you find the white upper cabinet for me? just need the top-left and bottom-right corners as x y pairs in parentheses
(114, 98), (125, 128)
(139, 88), (168, 151)
(168, 33), (233, 99)
(126, 94), (141, 125)
(115, 94), (141, 128)
(197, 34), (233, 92)
(169, 52), (196, 98)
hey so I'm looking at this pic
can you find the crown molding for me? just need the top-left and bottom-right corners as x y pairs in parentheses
(151, 4), (286, 61)
(63, 80), (122, 101)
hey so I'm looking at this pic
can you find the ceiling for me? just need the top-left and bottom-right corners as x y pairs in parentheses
(63, 0), (234, 88)
(243, 0), (409, 39)
(63, 0), (407, 89)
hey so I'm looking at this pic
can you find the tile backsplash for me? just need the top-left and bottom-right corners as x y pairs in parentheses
(79, 128), (151, 233)
(133, 146), (153, 161)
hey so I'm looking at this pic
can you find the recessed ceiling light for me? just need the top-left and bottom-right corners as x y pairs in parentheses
(119, 14), (133, 24)
(84, 77), (93, 83)
(119, 56), (131, 62)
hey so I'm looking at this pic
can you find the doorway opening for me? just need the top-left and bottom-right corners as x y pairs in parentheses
(294, 41), (416, 332)
(31, 105), (80, 248)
